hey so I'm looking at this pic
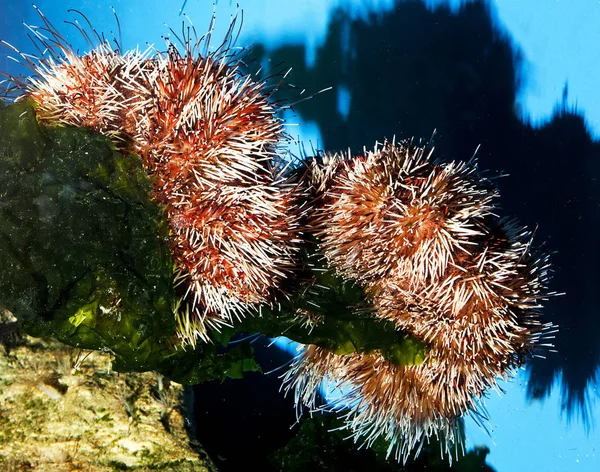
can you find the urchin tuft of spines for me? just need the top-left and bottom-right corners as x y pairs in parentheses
(307, 139), (499, 287)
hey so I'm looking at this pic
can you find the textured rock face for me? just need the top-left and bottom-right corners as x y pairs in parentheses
(0, 312), (216, 472)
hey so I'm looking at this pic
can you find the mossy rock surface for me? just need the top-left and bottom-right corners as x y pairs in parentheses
(0, 314), (216, 472)
(0, 101), (261, 384)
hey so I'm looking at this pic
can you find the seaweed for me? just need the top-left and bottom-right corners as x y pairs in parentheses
(0, 101), (260, 383)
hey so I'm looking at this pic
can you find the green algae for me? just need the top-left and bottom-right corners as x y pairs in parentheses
(216, 243), (427, 367)
(0, 101), (259, 383)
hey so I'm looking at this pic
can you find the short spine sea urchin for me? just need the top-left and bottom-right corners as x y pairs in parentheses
(4, 8), (303, 345)
(286, 139), (554, 461)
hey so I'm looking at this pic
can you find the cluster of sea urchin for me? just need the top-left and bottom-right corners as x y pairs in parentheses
(5, 8), (302, 344)
(286, 139), (553, 461)
(2, 7), (556, 462)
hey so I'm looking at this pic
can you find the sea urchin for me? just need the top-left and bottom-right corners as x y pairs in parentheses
(286, 139), (554, 461)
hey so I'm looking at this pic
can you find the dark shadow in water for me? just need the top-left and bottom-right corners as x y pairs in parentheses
(192, 337), (300, 471)
(193, 338), (496, 472)
(249, 0), (600, 429)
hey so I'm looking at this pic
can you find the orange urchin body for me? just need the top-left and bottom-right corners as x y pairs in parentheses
(11, 9), (302, 344)
(288, 139), (553, 461)
(126, 42), (302, 340)
(308, 141), (498, 286)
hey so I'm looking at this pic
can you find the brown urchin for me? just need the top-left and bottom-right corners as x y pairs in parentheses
(4, 8), (303, 344)
(286, 139), (554, 461)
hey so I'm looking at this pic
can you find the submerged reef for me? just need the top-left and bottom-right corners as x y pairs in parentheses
(0, 8), (555, 464)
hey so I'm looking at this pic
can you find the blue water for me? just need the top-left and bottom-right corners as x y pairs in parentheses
(2, 1), (599, 471)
